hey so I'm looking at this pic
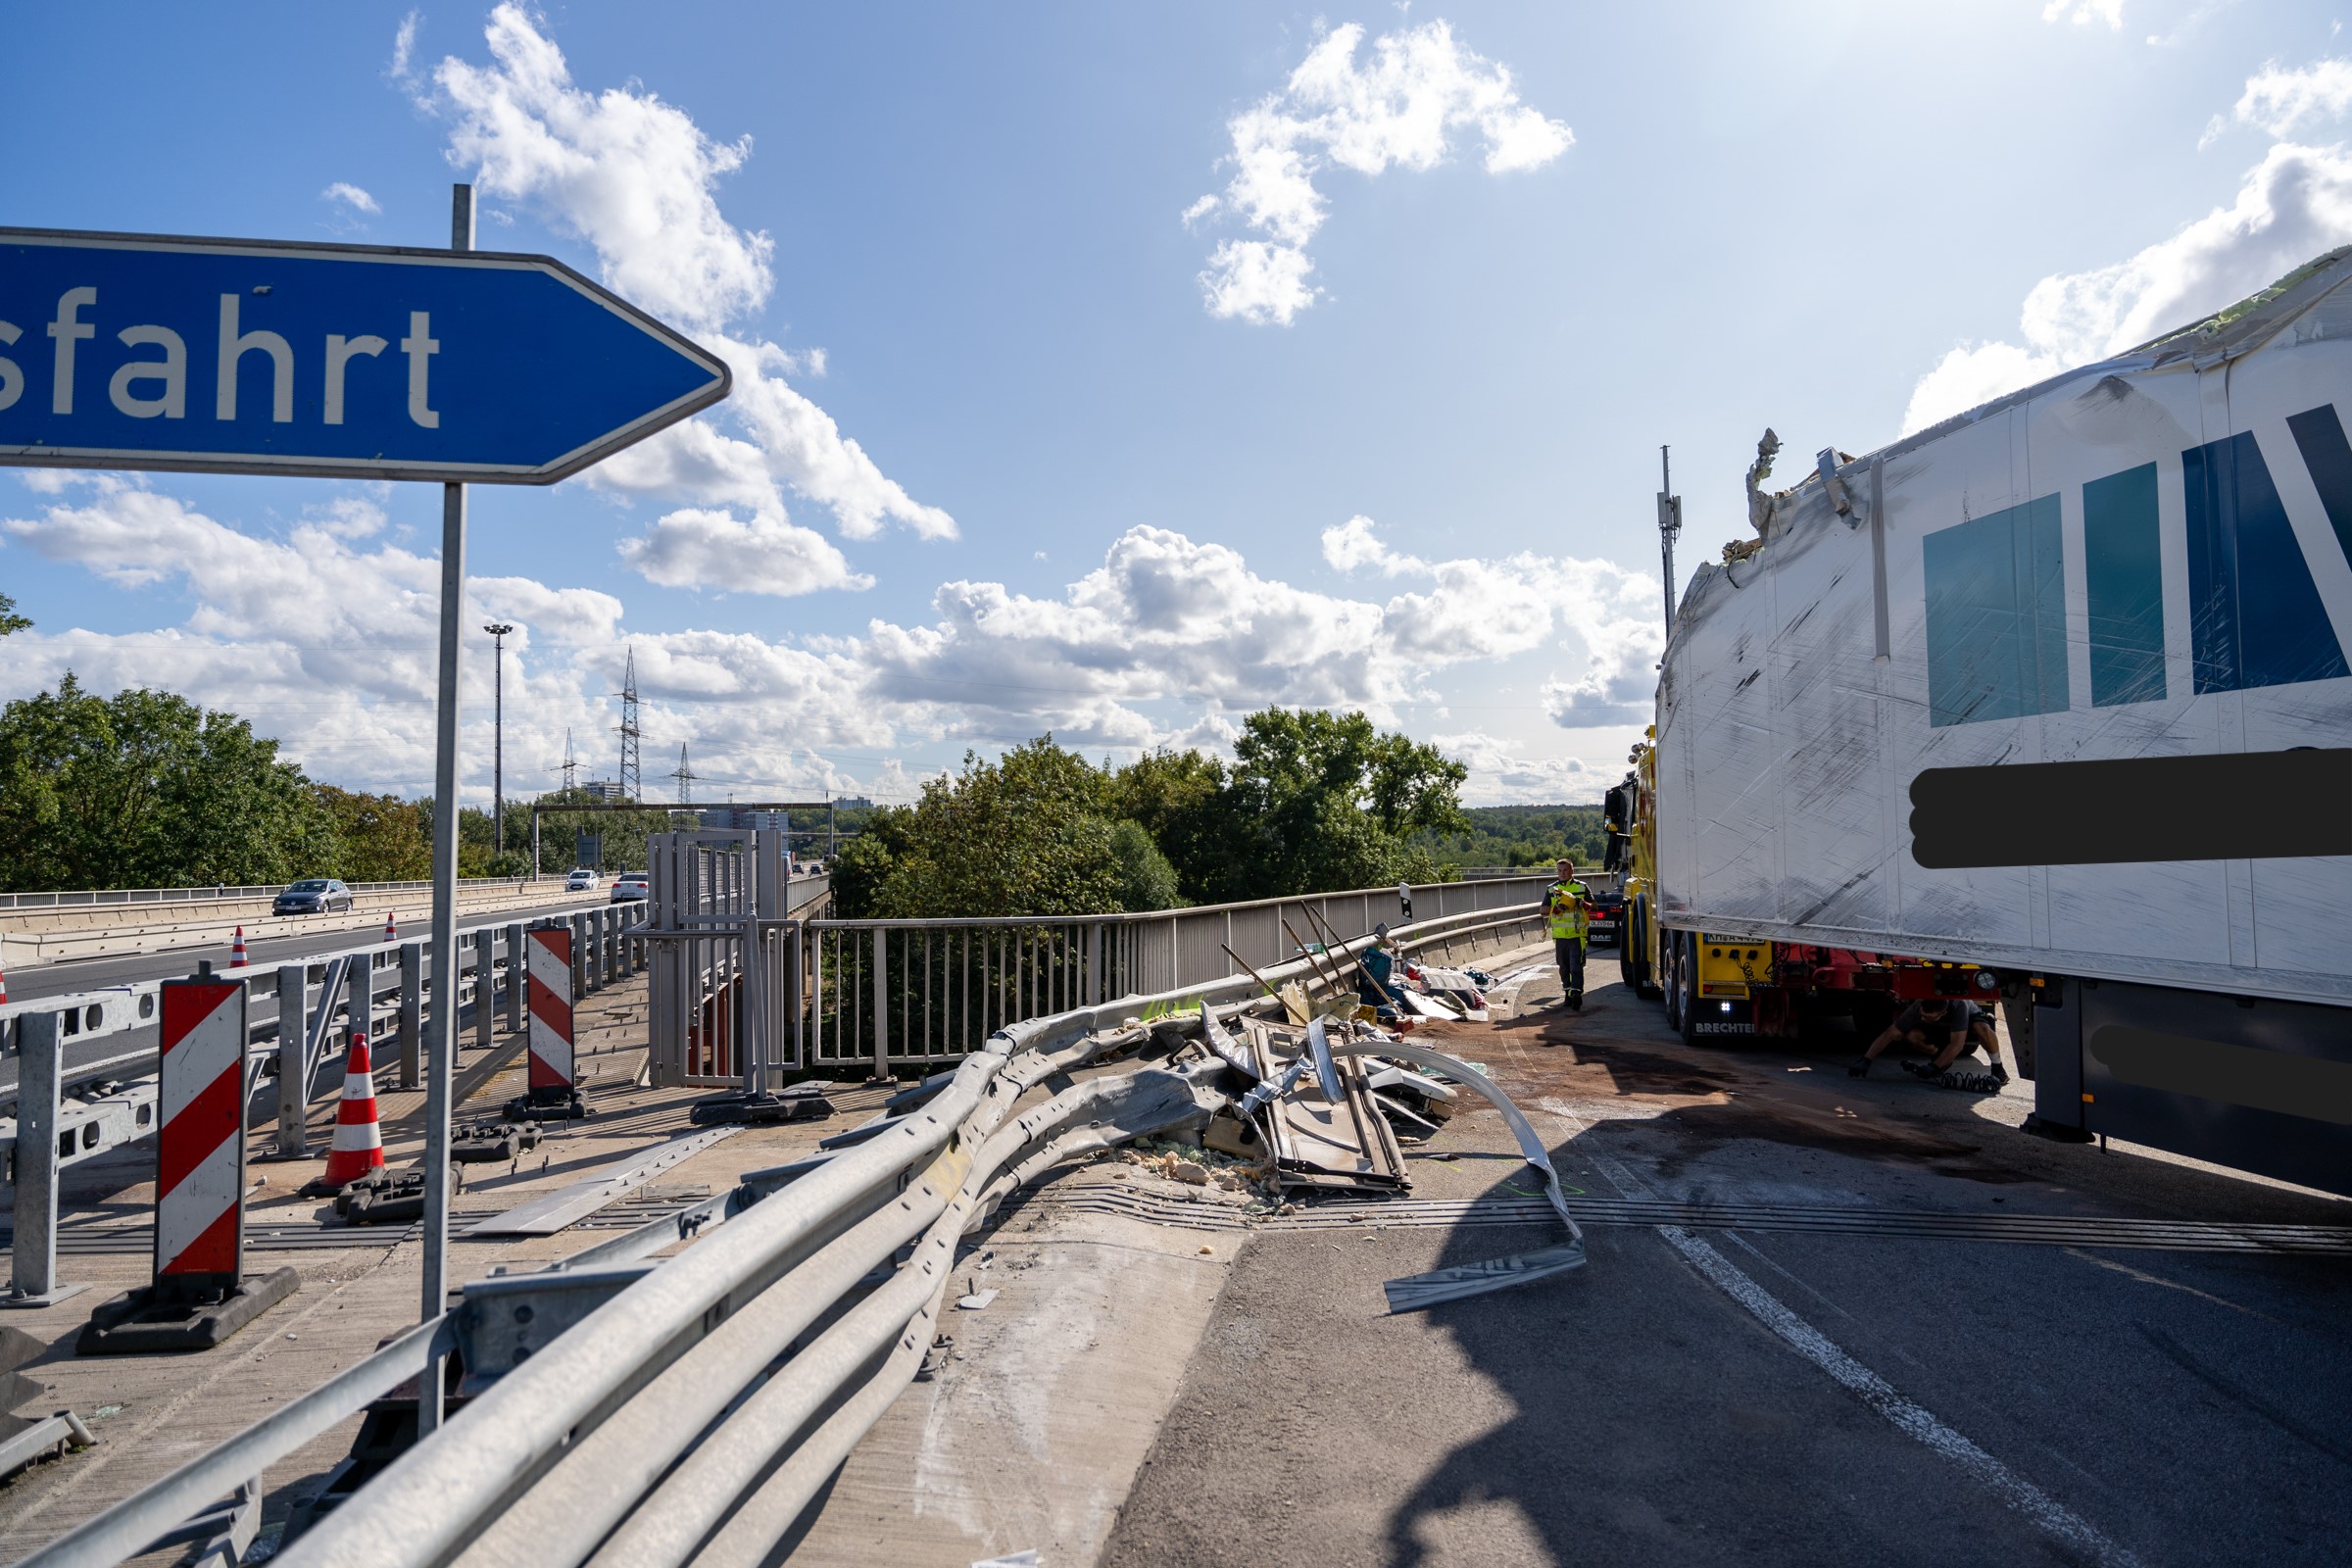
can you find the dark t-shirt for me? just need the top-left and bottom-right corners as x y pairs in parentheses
(1895, 1001), (1979, 1045)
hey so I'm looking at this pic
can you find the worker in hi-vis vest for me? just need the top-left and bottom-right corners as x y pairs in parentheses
(1545, 858), (1591, 1010)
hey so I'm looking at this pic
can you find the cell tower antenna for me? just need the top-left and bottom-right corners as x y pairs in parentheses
(671, 741), (699, 806)
(561, 726), (579, 792)
(616, 647), (643, 803)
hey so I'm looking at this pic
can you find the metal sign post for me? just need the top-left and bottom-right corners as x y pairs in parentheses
(416, 185), (470, 1438)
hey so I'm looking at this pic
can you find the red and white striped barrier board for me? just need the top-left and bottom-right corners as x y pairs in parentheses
(527, 925), (575, 1091)
(156, 976), (248, 1292)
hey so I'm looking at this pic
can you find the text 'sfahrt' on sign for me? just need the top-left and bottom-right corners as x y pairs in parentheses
(0, 228), (730, 484)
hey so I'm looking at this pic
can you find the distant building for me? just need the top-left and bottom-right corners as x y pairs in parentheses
(831, 796), (872, 810)
(583, 780), (631, 803)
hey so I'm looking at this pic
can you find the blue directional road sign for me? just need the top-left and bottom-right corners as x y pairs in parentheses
(0, 228), (730, 483)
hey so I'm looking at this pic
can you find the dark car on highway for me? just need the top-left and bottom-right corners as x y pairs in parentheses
(1586, 885), (1625, 946)
(273, 877), (354, 915)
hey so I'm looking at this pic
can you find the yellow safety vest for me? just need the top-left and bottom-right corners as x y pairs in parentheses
(1545, 880), (1590, 942)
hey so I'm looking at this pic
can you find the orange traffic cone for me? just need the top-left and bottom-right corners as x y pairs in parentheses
(384, 912), (397, 943)
(320, 1031), (387, 1187)
(230, 926), (249, 968)
(0, 957), (9, 1004)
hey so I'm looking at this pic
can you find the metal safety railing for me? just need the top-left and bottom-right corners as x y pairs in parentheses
(639, 827), (1544, 1088)
(18, 896), (1549, 1568)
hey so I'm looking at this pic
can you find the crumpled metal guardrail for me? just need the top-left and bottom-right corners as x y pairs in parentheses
(19, 901), (1546, 1568)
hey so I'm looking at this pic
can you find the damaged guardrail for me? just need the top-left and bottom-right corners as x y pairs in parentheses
(21, 900), (1556, 1568)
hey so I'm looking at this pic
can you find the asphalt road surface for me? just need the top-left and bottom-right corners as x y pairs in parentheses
(1102, 958), (2351, 1568)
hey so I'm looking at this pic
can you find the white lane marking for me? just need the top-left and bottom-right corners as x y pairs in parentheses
(1658, 1224), (2139, 1568)
(1560, 1138), (2140, 1567)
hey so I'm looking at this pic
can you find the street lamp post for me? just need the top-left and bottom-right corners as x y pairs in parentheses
(484, 622), (514, 862)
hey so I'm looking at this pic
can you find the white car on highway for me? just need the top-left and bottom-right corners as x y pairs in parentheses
(611, 871), (650, 903)
(564, 867), (602, 892)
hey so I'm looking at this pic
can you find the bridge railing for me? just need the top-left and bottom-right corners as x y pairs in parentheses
(640, 828), (1544, 1087)
(797, 874), (1546, 1078)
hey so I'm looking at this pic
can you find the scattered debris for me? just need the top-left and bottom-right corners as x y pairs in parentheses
(956, 1289), (999, 1311)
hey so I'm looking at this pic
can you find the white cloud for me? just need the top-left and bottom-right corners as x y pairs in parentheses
(4, 494), (1636, 805)
(321, 181), (381, 215)
(1434, 732), (1605, 806)
(2219, 57), (2352, 140)
(431, 3), (770, 331)
(1901, 140), (2352, 432)
(390, 10), (419, 79)
(1188, 20), (1571, 324)
(2042, 0), (2124, 26)
(417, 4), (954, 563)
(616, 508), (869, 597)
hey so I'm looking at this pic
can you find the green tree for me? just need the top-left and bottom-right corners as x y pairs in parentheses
(1106, 818), (1182, 911)
(1106, 747), (1229, 901)
(0, 593), (27, 638)
(832, 738), (1125, 919)
(1206, 709), (1467, 901)
(315, 786), (431, 882)
(0, 675), (334, 891)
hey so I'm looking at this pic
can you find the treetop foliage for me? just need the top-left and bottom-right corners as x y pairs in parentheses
(833, 708), (1470, 919)
(0, 674), (334, 891)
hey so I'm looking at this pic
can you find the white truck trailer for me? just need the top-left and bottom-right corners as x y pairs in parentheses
(1639, 249), (2352, 1196)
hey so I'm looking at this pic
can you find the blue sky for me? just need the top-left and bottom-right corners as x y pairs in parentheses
(6, 1), (2351, 807)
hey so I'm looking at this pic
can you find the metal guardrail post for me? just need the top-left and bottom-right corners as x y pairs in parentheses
(606, 907), (619, 987)
(7, 1009), (80, 1306)
(571, 914), (588, 1001)
(506, 921), (525, 1033)
(473, 931), (495, 1051)
(348, 950), (371, 1051)
(785, 919), (803, 1069)
(399, 942), (423, 1090)
(275, 964), (309, 1157)
(871, 925), (888, 1082)
(1088, 921), (1102, 1006)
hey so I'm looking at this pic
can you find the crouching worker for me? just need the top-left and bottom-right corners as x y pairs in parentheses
(1849, 996), (2007, 1084)
(1544, 858), (1591, 1011)
(1355, 923), (1404, 1024)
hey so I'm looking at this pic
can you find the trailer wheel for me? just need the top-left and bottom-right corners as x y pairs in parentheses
(1660, 931), (1684, 1034)
(1676, 935), (1706, 1050)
